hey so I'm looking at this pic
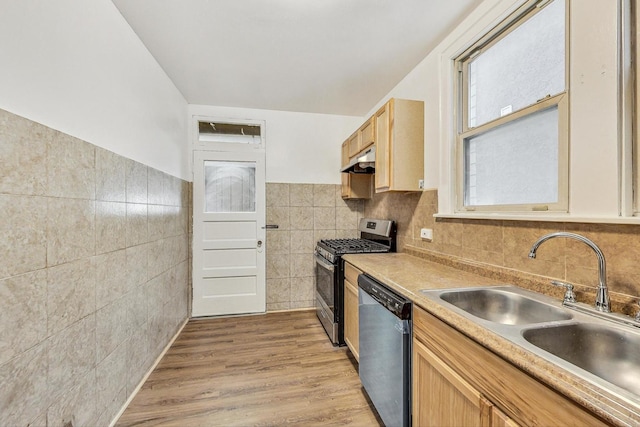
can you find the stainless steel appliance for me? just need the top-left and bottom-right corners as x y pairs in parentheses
(358, 273), (412, 427)
(314, 218), (396, 345)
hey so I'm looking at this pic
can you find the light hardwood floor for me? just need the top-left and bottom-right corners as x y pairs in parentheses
(116, 310), (382, 426)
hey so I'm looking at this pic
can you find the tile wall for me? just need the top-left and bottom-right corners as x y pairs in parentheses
(0, 109), (191, 426)
(265, 183), (364, 311)
(365, 189), (640, 308)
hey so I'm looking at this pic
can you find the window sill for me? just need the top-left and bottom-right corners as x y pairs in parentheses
(434, 212), (640, 225)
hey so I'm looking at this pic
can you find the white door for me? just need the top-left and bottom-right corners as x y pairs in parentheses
(192, 150), (266, 317)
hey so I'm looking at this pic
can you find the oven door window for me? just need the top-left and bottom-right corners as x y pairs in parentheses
(315, 255), (335, 312)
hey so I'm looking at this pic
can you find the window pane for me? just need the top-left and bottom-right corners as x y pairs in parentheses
(468, 0), (565, 128)
(198, 121), (262, 144)
(464, 106), (558, 206)
(204, 161), (256, 212)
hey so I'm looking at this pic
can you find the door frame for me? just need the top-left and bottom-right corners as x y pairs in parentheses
(190, 115), (267, 317)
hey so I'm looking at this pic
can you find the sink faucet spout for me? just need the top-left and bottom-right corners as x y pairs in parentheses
(528, 232), (609, 313)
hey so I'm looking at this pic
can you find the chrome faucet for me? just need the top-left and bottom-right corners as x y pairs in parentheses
(528, 232), (610, 313)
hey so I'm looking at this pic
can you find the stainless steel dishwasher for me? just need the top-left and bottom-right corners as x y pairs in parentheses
(358, 273), (411, 427)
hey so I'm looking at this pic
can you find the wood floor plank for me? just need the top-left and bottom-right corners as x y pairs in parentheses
(116, 310), (382, 427)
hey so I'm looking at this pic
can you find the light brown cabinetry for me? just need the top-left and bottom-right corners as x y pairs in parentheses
(374, 98), (424, 192)
(412, 306), (609, 427)
(343, 261), (362, 361)
(359, 117), (375, 152)
(341, 140), (372, 200)
(348, 131), (360, 158)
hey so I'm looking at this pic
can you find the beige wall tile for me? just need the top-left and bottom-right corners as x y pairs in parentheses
(314, 207), (335, 229)
(0, 112), (190, 426)
(267, 301), (291, 311)
(125, 160), (148, 204)
(313, 184), (336, 207)
(290, 206), (314, 230)
(46, 369), (98, 427)
(267, 206), (290, 230)
(47, 132), (95, 199)
(0, 112), (49, 196)
(0, 342), (49, 427)
(290, 184), (313, 206)
(96, 297), (131, 363)
(290, 230), (315, 254)
(266, 183), (290, 207)
(266, 230), (290, 254)
(266, 253), (289, 279)
(96, 340), (128, 418)
(291, 276), (314, 302)
(95, 249), (128, 309)
(47, 258), (96, 335)
(0, 194), (47, 278)
(147, 204), (165, 242)
(267, 278), (291, 304)
(47, 198), (95, 266)
(48, 314), (96, 400)
(147, 168), (165, 205)
(290, 253), (314, 278)
(126, 203), (148, 247)
(0, 270), (47, 365)
(96, 201), (127, 254)
(336, 206), (359, 230)
(96, 148), (126, 202)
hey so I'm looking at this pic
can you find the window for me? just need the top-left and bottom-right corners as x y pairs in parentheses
(455, 0), (568, 212)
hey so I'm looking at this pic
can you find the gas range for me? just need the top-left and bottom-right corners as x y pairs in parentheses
(316, 238), (392, 263)
(314, 218), (396, 345)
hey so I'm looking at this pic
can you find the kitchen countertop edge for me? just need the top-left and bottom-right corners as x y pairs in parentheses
(342, 252), (640, 427)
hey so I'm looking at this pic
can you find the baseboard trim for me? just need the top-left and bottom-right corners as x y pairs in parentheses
(109, 317), (189, 427)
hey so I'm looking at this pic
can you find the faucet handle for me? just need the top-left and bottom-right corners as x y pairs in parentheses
(550, 280), (577, 304)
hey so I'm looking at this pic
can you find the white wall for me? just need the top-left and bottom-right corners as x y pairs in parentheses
(188, 105), (362, 184)
(0, 0), (189, 180)
(366, 0), (625, 220)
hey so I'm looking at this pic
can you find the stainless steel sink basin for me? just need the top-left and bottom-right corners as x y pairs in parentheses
(523, 323), (640, 396)
(438, 288), (573, 325)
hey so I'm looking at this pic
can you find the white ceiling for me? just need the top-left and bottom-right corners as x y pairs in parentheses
(112, 0), (482, 116)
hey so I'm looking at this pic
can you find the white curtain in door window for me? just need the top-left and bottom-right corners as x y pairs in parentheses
(204, 161), (256, 213)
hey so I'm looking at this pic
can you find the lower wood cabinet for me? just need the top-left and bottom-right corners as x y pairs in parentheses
(412, 306), (610, 427)
(343, 261), (362, 361)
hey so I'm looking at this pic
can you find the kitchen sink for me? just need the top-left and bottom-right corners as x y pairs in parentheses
(523, 323), (640, 396)
(439, 288), (572, 325)
(420, 285), (640, 402)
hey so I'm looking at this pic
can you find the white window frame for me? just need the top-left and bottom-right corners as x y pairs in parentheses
(453, 0), (569, 214)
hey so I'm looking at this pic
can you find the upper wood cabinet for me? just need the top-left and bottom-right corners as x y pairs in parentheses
(341, 140), (350, 168)
(342, 138), (372, 200)
(359, 117), (375, 152)
(374, 98), (424, 192)
(348, 131), (360, 158)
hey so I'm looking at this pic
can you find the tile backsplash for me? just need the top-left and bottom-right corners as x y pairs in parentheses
(0, 109), (191, 426)
(365, 189), (640, 307)
(265, 183), (363, 311)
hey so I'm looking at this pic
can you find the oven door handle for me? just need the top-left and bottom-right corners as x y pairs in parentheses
(314, 253), (335, 273)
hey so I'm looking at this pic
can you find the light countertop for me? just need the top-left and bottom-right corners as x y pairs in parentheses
(343, 252), (640, 427)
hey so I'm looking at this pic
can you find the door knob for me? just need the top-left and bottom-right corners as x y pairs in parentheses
(257, 240), (263, 248)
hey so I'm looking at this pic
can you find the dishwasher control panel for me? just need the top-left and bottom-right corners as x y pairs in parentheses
(358, 274), (411, 319)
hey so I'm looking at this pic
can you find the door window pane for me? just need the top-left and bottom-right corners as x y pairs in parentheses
(464, 106), (558, 206)
(204, 161), (256, 212)
(468, 0), (565, 128)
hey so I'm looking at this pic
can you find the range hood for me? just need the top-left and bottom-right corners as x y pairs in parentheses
(340, 146), (376, 173)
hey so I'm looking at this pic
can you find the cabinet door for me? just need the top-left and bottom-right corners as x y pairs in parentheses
(348, 132), (360, 158)
(491, 407), (520, 427)
(413, 338), (491, 427)
(374, 102), (391, 191)
(343, 262), (362, 360)
(359, 117), (375, 151)
(341, 140), (349, 168)
(341, 173), (350, 199)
